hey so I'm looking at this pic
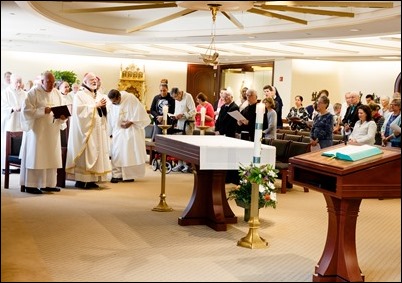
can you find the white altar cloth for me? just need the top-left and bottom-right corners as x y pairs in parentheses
(159, 135), (276, 170)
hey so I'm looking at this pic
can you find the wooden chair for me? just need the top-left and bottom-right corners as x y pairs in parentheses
(301, 136), (311, 143)
(277, 129), (297, 135)
(145, 124), (156, 164)
(4, 131), (23, 189)
(283, 134), (303, 142)
(333, 134), (344, 141)
(276, 141), (311, 194)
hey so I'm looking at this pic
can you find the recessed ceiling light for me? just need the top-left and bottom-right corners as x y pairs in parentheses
(350, 29), (360, 32)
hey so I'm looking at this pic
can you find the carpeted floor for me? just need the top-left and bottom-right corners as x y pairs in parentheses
(1, 165), (401, 282)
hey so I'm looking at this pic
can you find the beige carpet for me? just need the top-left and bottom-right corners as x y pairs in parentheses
(1, 166), (401, 282)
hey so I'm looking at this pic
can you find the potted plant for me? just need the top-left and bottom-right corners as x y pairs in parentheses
(228, 163), (278, 221)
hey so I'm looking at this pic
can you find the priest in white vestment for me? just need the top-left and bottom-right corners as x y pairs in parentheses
(19, 71), (67, 194)
(1, 74), (27, 173)
(107, 89), (149, 183)
(65, 72), (112, 189)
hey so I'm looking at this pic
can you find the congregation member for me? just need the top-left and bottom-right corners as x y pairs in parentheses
(286, 95), (309, 131)
(236, 86), (249, 112)
(215, 89), (239, 138)
(170, 86), (196, 173)
(262, 96), (277, 139)
(19, 71), (67, 194)
(379, 95), (391, 119)
(348, 105), (377, 145)
(237, 88), (267, 141)
(194, 92), (215, 131)
(150, 79), (175, 140)
(213, 88), (227, 121)
(263, 85), (283, 129)
(342, 91), (362, 140)
(381, 98), (401, 148)
(310, 95), (333, 150)
(66, 72), (112, 189)
(369, 103), (385, 145)
(107, 89), (149, 183)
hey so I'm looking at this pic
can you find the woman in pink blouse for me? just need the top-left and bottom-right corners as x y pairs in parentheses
(195, 92), (215, 131)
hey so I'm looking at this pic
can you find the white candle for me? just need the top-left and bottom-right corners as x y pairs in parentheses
(253, 102), (265, 164)
(162, 105), (168, 125)
(200, 107), (206, 126)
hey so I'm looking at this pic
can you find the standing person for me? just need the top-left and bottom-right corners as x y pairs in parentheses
(342, 91), (362, 141)
(56, 80), (73, 105)
(369, 103), (385, 145)
(236, 86), (249, 112)
(150, 79), (175, 140)
(262, 96), (277, 139)
(213, 88), (227, 121)
(1, 74), (27, 174)
(65, 72), (112, 189)
(379, 95), (391, 119)
(171, 87), (196, 135)
(107, 89), (149, 183)
(381, 99), (401, 148)
(263, 85), (283, 129)
(348, 105), (377, 145)
(215, 89), (239, 138)
(194, 92), (215, 131)
(1, 71), (12, 93)
(170, 87), (196, 173)
(237, 88), (267, 141)
(286, 95), (309, 131)
(310, 95), (333, 149)
(19, 71), (67, 194)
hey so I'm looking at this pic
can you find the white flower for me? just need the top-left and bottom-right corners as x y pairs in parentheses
(259, 184), (265, 193)
(270, 192), (277, 201)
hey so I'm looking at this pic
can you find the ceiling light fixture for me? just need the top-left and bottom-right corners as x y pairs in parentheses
(200, 4), (220, 68)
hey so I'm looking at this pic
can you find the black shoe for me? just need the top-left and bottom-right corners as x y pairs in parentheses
(41, 187), (61, 192)
(25, 187), (43, 194)
(123, 179), (134, 182)
(86, 182), (99, 188)
(75, 181), (86, 188)
(110, 177), (123, 183)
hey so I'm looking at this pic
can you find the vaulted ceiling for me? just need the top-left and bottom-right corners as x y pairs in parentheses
(1, 1), (401, 64)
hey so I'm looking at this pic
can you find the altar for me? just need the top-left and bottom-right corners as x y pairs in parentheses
(155, 135), (276, 231)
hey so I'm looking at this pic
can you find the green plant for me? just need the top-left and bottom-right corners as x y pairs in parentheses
(228, 163), (279, 208)
(50, 70), (78, 86)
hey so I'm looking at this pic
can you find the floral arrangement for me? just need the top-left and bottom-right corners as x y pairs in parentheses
(228, 163), (279, 208)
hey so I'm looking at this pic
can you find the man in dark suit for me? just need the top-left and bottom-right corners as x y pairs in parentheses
(215, 90), (239, 138)
(342, 91), (362, 142)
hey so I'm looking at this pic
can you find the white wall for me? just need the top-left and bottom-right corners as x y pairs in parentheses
(1, 51), (187, 109)
(2, 51), (400, 113)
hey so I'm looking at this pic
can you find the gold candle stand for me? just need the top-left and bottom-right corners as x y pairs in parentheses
(196, 125), (209, 135)
(237, 183), (268, 249)
(152, 124), (173, 212)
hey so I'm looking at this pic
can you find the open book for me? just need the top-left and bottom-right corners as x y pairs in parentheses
(51, 104), (71, 119)
(322, 144), (382, 161)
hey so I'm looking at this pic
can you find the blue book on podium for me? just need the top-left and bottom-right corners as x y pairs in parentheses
(322, 145), (383, 161)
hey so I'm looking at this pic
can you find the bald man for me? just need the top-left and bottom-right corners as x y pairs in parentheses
(19, 71), (67, 194)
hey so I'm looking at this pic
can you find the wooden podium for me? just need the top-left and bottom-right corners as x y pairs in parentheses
(288, 145), (401, 282)
(155, 135), (275, 231)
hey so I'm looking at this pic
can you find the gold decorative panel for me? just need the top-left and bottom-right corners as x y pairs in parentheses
(118, 64), (146, 103)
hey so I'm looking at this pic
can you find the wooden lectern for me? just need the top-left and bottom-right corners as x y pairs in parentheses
(288, 145), (401, 282)
(155, 135), (275, 231)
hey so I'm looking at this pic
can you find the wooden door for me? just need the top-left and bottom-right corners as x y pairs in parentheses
(186, 64), (217, 104)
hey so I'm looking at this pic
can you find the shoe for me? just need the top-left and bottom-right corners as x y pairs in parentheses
(111, 177), (123, 183)
(75, 181), (86, 188)
(86, 182), (99, 188)
(181, 166), (192, 173)
(41, 187), (61, 192)
(172, 165), (184, 172)
(123, 179), (134, 182)
(25, 187), (43, 194)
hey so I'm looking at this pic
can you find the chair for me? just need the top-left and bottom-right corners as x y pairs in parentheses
(4, 131), (23, 189)
(145, 124), (156, 164)
(277, 129), (297, 135)
(270, 139), (291, 164)
(302, 136), (311, 143)
(333, 134), (344, 141)
(283, 134), (303, 142)
(193, 130), (215, 135)
(276, 141), (311, 194)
